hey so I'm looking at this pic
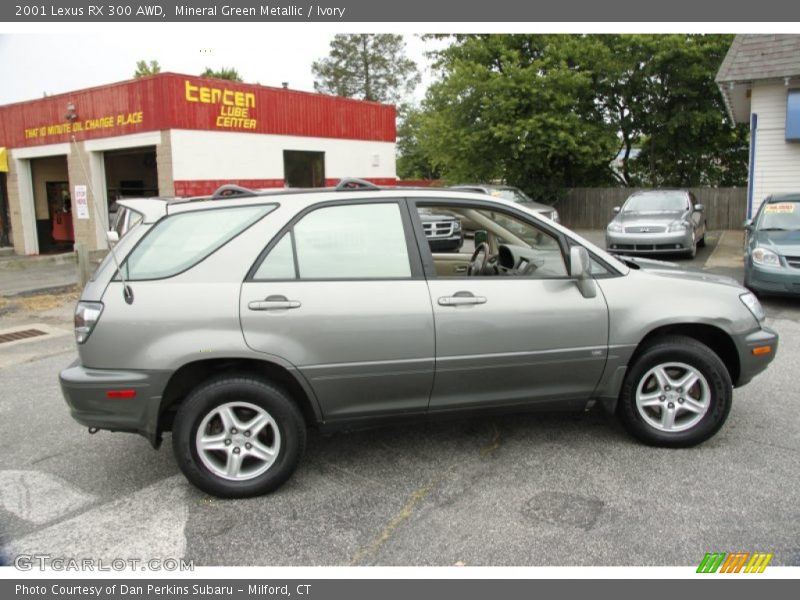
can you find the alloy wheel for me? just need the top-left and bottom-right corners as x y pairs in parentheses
(195, 401), (281, 481)
(635, 362), (711, 432)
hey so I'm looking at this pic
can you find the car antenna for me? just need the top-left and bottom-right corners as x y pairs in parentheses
(69, 133), (134, 305)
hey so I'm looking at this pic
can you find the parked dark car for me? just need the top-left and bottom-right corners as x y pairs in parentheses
(419, 211), (463, 252)
(744, 193), (800, 296)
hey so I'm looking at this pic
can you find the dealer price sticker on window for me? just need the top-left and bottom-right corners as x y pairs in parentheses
(765, 203), (796, 214)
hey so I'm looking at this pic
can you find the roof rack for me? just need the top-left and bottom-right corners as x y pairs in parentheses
(211, 184), (258, 199)
(335, 177), (380, 191)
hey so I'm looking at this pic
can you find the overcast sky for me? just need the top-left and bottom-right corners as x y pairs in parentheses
(4, 25), (794, 108)
(0, 30), (441, 106)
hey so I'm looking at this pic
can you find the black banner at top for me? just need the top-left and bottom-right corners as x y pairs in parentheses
(2, 0), (800, 22)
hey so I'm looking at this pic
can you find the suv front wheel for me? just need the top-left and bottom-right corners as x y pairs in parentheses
(617, 336), (732, 447)
(172, 376), (306, 498)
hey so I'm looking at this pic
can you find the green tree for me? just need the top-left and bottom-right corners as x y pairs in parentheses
(626, 35), (749, 187)
(574, 35), (654, 186)
(133, 60), (161, 78)
(396, 106), (441, 180)
(312, 34), (421, 103)
(416, 35), (618, 199)
(413, 34), (748, 192)
(200, 67), (243, 82)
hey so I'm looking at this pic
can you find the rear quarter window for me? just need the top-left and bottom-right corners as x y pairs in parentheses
(122, 205), (274, 280)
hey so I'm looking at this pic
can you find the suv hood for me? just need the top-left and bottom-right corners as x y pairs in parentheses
(646, 268), (742, 289)
(619, 255), (742, 289)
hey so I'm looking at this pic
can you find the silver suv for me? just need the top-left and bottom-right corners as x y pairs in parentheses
(60, 181), (778, 498)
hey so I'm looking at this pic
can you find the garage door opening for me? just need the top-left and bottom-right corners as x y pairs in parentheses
(29, 155), (71, 254)
(0, 171), (10, 247)
(283, 150), (325, 188)
(104, 146), (158, 226)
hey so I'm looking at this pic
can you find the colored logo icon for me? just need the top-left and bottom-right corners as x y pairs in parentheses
(697, 552), (773, 573)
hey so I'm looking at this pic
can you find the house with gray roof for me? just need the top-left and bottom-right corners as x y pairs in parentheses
(716, 34), (800, 218)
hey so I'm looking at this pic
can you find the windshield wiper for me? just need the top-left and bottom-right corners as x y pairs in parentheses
(759, 227), (787, 231)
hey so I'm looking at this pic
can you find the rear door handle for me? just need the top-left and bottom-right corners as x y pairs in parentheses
(248, 295), (301, 311)
(438, 291), (487, 306)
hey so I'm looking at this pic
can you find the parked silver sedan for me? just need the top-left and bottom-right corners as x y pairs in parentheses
(606, 190), (707, 258)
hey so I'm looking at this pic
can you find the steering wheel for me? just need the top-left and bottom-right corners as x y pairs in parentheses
(468, 242), (490, 276)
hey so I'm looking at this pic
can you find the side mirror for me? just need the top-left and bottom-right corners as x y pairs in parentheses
(743, 219), (753, 231)
(569, 246), (597, 299)
(694, 204), (705, 212)
(474, 229), (489, 247)
(106, 230), (120, 247)
(613, 206), (621, 214)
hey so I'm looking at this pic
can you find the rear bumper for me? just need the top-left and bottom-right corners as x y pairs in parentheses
(735, 326), (779, 387)
(59, 360), (171, 447)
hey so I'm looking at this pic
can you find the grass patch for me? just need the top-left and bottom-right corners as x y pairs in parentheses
(0, 286), (80, 315)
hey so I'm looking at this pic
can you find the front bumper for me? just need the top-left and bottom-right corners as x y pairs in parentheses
(745, 262), (800, 296)
(59, 360), (171, 447)
(428, 233), (464, 252)
(606, 230), (693, 254)
(735, 326), (779, 387)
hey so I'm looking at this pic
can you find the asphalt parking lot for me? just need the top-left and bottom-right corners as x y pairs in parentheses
(1, 231), (798, 567)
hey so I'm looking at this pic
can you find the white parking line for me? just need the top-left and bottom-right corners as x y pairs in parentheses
(0, 470), (95, 525)
(705, 230), (745, 269)
(3, 475), (189, 561)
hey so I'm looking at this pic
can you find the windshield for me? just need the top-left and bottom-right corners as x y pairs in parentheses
(757, 201), (800, 231)
(488, 188), (530, 203)
(623, 192), (689, 213)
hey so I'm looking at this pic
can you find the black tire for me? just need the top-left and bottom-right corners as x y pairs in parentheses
(617, 336), (732, 447)
(172, 376), (306, 498)
(686, 237), (697, 259)
(697, 225), (707, 248)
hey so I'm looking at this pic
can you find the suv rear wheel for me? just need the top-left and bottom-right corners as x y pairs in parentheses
(617, 336), (732, 447)
(172, 376), (306, 498)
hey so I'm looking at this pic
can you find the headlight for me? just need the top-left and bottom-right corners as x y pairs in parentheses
(74, 301), (104, 344)
(607, 221), (623, 233)
(453, 220), (461, 231)
(740, 292), (765, 323)
(668, 221), (689, 232)
(550, 210), (560, 223)
(752, 247), (781, 267)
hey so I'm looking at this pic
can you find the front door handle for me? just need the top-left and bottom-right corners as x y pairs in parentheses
(248, 295), (301, 311)
(438, 291), (487, 306)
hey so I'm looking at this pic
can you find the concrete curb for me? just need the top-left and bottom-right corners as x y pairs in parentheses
(3, 283), (79, 299)
(0, 252), (77, 271)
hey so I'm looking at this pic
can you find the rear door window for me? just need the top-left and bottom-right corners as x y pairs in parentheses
(252, 202), (413, 280)
(123, 205), (274, 280)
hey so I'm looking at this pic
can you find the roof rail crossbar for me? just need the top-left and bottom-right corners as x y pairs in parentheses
(211, 184), (258, 199)
(335, 177), (380, 191)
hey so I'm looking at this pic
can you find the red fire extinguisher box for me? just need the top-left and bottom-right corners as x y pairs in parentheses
(51, 210), (74, 243)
